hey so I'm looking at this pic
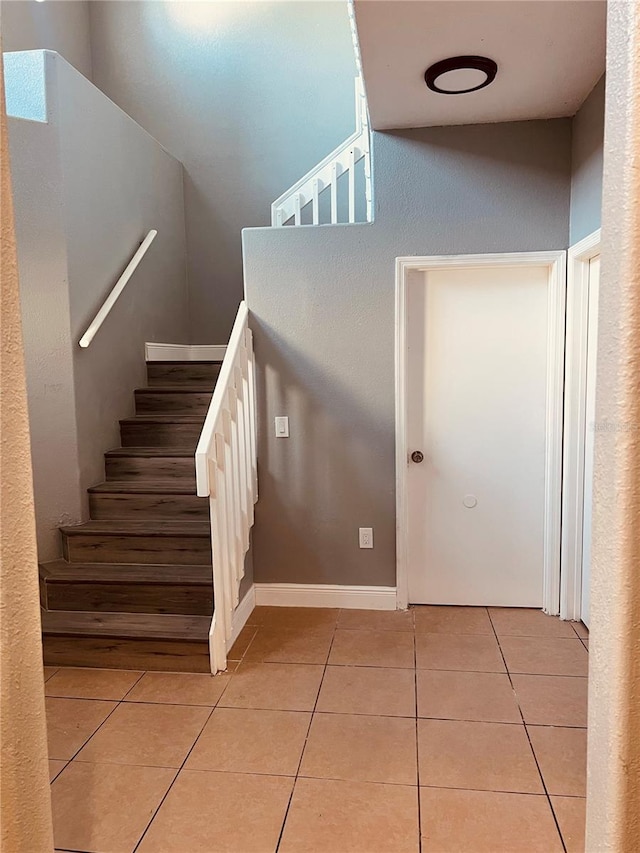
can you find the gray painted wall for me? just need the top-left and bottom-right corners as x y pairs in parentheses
(9, 52), (189, 560)
(243, 121), (572, 588)
(88, 0), (357, 342)
(570, 76), (605, 244)
(0, 0), (92, 78)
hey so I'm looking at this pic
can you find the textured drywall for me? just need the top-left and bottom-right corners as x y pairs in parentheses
(243, 121), (572, 587)
(570, 75), (605, 244)
(585, 3), (640, 849)
(8, 51), (189, 560)
(0, 0), (92, 78)
(0, 57), (54, 853)
(88, 0), (357, 341)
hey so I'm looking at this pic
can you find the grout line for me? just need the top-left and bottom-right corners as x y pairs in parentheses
(132, 696), (217, 852)
(274, 623), (337, 852)
(487, 610), (568, 853)
(48, 697), (124, 767)
(413, 617), (423, 852)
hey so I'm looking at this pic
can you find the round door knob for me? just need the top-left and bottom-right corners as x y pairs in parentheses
(411, 451), (424, 464)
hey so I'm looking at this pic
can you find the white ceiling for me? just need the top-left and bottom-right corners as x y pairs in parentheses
(354, 0), (607, 130)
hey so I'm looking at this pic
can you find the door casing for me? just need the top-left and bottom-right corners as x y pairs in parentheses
(560, 229), (601, 621)
(395, 252), (567, 612)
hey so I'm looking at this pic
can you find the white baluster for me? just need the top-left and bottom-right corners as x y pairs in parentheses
(348, 149), (356, 223)
(331, 163), (338, 224)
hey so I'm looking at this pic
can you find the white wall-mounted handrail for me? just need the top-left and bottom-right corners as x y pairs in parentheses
(79, 229), (157, 348)
(195, 301), (258, 673)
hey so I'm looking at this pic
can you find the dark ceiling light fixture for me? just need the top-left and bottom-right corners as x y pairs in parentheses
(424, 55), (498, 95)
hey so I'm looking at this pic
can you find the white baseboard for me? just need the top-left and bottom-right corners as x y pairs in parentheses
(145, 342), (227, 362)
(254, 583), (398, 610)
(230, 585), (256, 645)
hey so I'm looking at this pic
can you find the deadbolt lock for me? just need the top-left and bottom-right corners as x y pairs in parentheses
(411, 451), (424, 464)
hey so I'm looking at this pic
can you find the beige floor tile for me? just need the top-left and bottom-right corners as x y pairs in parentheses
(417, 670), (521, 722)
(124, 671), (231, 706)
(44, 666), (59, 682)
(228, 624), (258, 660)
(52, 760), (176, 853)
(416, 633), (505, 672)
(512, 674), (588, 726)
(299, 712), (417, 785)
(138, 769), (293, 853)
(279, 777), (419, 853)
(420, 787), (563, 852)
(489, 608), (577, 638)
(552, 796), (586, 853)
(76, 701), (210, 767)
(49, 760), (67, 782)
(243, 626), (334, 664)
(338, 608), (415, 632)
(46, 697), (117, 760)
(418, 719), (543, 793)
(251, 606), (340, 630)
(317, 665), (416, 717)
(582, 638), (589, 651)
(500, 637), (588, 676)
(527, 725), (587, 796)
(572, 621), (589, 639)
(45, 667), (143, 700)
(186, 707), (311, 775)
(414, 606), (492, 635)
(329, 629), (415, 668)
(219, 661), (324, 711)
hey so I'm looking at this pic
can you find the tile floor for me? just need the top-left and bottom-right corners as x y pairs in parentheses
(45, 606), (589, 853)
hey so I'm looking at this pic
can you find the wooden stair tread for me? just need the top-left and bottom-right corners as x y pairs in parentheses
(120, 415), (205, 424)
(88, 481), (199, 495)
(148, 360), (223, 365)
(60, 520), (210, 537)
(41, 609), (210, 640)
(135, 386), (214, 394)
(105, 447), (195, 458)
(40, 560), (211, 585)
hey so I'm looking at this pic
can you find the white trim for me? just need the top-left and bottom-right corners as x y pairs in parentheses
(395, 251), (566, 614)
(254, 583), (398, 610)
(561, 229), (601, 621)
(145, 342), (227, 362)
(229, 585), (256, 647)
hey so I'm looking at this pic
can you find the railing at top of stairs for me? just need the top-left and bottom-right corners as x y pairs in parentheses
(271, 77), (372, 227)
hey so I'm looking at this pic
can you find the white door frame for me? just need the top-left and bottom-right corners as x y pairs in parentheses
(560, 229), (601, 620)
(395, 252), (567, 612)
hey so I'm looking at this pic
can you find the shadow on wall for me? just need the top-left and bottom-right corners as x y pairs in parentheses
(251, 315), (396, 587)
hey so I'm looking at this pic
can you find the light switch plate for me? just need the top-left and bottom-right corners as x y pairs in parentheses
(275, 416), (289, 438)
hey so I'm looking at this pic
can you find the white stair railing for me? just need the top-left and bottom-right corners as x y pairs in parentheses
(195, 301), (258, 673)
(271, 77), (372, 226)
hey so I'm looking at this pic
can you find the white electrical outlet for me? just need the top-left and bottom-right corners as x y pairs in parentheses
(359, 527), (374, 549)
(275, 416), (289, 438)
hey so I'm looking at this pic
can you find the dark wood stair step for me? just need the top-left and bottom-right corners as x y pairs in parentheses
(134, 387), (213, 416)
(61, 520), (211, 566)
(88, 481), (207, 520)
(147, 361), (222, 388)
(120, 415), (204, 449)
(104, 447), (196, 484)
(40, 560), (213, 615)
(41, 610), (211, 672)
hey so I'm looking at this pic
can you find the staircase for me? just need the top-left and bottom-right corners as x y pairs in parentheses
(40, 360), (222, 673)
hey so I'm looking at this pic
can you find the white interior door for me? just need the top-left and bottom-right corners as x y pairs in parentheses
(405, 260), (560, 607)
(581, 254), (600, 628)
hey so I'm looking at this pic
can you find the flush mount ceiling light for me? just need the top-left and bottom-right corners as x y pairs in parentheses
(424, 56), (498, 95)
